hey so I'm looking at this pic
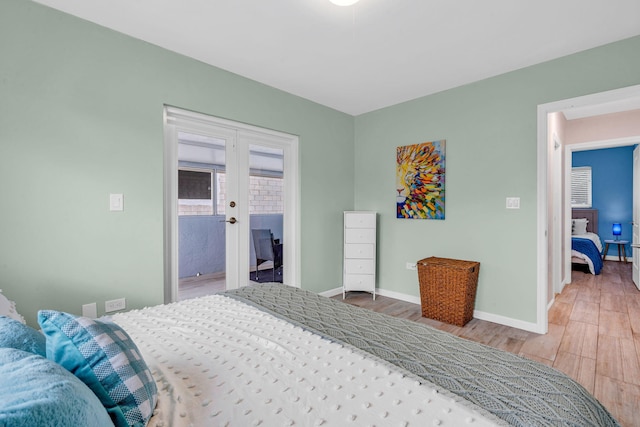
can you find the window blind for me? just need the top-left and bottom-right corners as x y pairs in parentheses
(571, 166), (592, 208)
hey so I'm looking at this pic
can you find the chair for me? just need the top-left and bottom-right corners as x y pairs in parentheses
(251, 229), (282, 282)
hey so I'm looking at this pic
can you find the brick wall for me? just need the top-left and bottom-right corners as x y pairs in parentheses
(249, 176), (283, 214)
(179, 173), (283, 215)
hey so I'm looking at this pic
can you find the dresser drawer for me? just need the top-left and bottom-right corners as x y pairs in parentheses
(343, 274), (375, 291)
(344, 243), (374, 259)
(344, 259), (374, 274)
(343, 211), (376, 299)
(345, 213), (376, 229)
(345, 228), (375, 244)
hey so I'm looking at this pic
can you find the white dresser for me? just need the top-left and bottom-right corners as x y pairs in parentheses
(343, 211), (377, 299)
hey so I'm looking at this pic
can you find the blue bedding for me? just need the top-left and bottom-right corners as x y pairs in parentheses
(572, 237), (603, 274)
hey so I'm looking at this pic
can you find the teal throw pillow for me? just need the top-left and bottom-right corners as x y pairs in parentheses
(0, 347), (113, 427)
(0, 315), (46, 356)
(38, 310), (157, 427)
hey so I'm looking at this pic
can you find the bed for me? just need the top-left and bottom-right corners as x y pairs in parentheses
(1, 284), (620, 426)
(571, 208), (603, 275)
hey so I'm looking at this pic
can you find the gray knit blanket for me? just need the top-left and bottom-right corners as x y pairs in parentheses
(224, 284), (619, 427)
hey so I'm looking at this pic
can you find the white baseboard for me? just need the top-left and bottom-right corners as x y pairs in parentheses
(376, 288), (421, 304)
(472, 310), (541, 333)
(603, 255), (628, 262)
(320, 286), (540, 332)
(319, 287), (421, 304)
(319, 287), (343, 298)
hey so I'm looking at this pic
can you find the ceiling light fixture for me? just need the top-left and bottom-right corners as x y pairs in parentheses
(329, 0), (360, 6)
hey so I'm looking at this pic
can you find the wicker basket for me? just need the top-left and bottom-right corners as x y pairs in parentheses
(417, 257), (480, 326)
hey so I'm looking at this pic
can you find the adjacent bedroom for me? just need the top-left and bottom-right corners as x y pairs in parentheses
(570, 146), (634, 276)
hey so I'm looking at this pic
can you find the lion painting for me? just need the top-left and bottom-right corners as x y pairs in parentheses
(396, 140), (445, 219)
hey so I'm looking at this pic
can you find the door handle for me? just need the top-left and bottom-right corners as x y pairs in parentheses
(220, 217), (237, 224)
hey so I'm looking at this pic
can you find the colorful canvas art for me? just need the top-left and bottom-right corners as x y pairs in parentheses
(396, 140), (445, 219)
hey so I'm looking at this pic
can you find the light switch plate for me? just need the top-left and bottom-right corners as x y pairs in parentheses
(506, 197), (520, 209)
(109, 193), (124, 211)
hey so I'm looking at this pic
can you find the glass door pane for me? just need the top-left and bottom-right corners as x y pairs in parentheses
(248, 144), (284, 284)
(177, 131), (227, 300)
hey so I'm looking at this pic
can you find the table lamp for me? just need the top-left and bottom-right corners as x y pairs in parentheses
(612, 223), (622, 241)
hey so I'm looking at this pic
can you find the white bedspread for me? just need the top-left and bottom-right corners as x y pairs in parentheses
(112, 295), (498, 427)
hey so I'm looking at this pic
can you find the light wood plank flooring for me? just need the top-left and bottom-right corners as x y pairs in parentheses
(178, 273), (226, 301)
(334, 261), (640, 427)
(178, 271), (268, 300)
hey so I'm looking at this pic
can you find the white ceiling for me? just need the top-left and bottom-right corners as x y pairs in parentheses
(33, 0), (640, 116)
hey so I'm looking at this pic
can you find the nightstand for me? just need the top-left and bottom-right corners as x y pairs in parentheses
(602, 240), (629, 263)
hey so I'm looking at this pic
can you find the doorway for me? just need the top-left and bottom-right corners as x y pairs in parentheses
(163, 106), (300, 303)
(537, 84), (640, 333)
(564, 139), (639, 288)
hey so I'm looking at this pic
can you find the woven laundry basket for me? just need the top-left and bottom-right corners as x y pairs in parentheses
(417, 257), (480, 327)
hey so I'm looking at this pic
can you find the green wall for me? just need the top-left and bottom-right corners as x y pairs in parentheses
(354, 36), (640, 323)
(2, 0), (640, 328)
(0, 0), (354, 326)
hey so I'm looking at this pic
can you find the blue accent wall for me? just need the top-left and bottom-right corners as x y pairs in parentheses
(572, 146), (634, 257)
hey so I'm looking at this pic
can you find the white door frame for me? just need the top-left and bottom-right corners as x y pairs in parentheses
(163, 106), (301, 303)
(551, 132), (562, 297)
(537, 84), (640, 333)
(633, 146), (640, 289)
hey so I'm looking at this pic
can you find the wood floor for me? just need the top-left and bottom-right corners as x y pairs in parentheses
(334, 261), (640, 427)
(178, 266), (277, 300)
(178, 273), (226, 301)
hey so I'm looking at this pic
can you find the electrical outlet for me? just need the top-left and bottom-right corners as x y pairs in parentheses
(406, 262), (417, 270)
(82, 303), (97, 318)
(105, 298), (126, 313)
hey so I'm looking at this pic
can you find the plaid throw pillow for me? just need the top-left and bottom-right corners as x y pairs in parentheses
(38, 310), (157, 427)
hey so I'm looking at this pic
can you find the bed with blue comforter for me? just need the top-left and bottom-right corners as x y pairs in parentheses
(571, 231), (603, 275)
(572, 234), (603, 274)
(571, 209), (603, 275)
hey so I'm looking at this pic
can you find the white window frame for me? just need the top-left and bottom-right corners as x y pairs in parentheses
(571, 166), (592, 208)
(178, 167), (215, 216)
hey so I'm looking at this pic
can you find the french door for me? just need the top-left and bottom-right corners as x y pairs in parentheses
(164, 107), (299, 303)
